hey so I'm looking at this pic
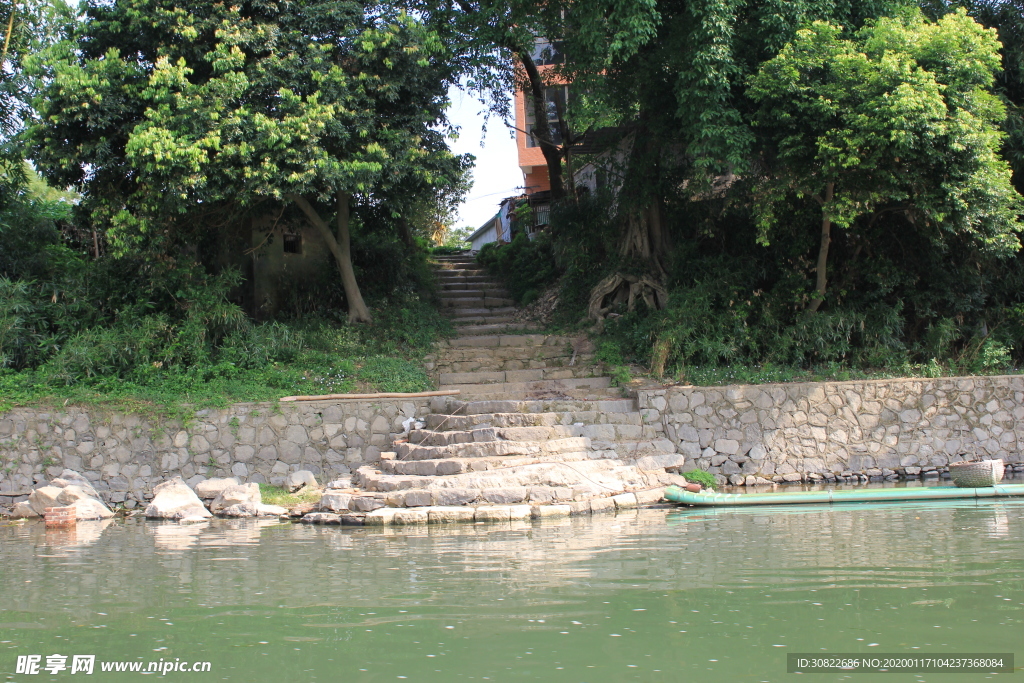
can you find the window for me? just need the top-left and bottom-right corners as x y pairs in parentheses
(282, 232), (302, 254)
(525, 86), (568, 148)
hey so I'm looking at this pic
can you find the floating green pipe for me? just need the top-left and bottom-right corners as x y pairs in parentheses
(664, 483), (1024, 507)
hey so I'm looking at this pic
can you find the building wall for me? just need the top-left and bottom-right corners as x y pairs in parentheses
(0, 399), (433, 507)
(637, 375), (1024, 484)
(250, 214), (329, 318)
(469, 222), (498, 251)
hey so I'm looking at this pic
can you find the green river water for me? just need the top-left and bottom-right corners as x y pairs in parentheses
(1, 495), (1022, 682)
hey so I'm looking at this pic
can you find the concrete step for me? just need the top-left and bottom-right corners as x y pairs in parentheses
(441, 281), (505, 291)
(380, 451), (593, 476)
(427, 345), (580, 362)
(355, 458), (648, 495)
(441, 296), (515, 309)
(435, 334), (575, 349)
(439, 288), (509, 299)
(441, 397), (638, 416)
(435, 274), (493, 283)
(448, 307), (518, 319)
(425, 410), (645, 431)
(445, 387), (624, 402)
(451, 315), (517, 326)
(407, 424), (584, 446)
(435, 267), (486, 277)
(440, 376), (612, 394)
(452, 323), (544, 335)
(423, 409), (638, 430)
(439, 367), (602, 386)
(430, 357), (597, 375)
(395, 436), (591, 461)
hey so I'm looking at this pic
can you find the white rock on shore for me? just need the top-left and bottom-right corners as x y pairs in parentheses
(24, 470), (114, 520)
(195, 477), (240, 500)
(145, 477), (212, 520)
(210, 483), (261, 515)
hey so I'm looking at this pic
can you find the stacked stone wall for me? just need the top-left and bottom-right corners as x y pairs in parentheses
(0, 399), (431, 507)
(638, 375), (1024, 484)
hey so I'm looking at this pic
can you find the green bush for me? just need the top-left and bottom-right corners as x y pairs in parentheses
(477, 232), (559, 304)
(681, 469), (717, 489)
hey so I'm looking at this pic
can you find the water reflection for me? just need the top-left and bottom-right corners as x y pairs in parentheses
(0, 499), (1020, 682)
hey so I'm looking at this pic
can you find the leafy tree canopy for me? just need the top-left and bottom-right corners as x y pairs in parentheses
(30, 0), (469, 321)
(747, 8), (1023, 309)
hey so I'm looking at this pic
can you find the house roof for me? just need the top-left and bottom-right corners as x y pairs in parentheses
(467, 212), (499, 242)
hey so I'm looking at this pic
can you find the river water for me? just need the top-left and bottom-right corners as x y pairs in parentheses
(1, 495), (1021, 682)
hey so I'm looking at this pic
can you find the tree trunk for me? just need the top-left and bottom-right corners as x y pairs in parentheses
(288, 192), (373, 323)
(397, 216), (415, 251)
(519, 51), (565, 201)
(807, 181), (835, 314)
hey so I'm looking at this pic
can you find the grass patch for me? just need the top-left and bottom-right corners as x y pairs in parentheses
(0, 300), (452, 419)
(681, 469), (718, 489)
(259, 483), (322, 507)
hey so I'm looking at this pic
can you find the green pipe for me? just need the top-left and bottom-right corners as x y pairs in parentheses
(664, 483), (1024, 507)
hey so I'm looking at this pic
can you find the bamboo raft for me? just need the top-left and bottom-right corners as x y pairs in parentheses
(664, 483), (1024, 507)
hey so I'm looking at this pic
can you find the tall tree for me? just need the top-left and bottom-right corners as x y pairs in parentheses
(30, 0), (465, 322)
(747, 10), (1023, 312)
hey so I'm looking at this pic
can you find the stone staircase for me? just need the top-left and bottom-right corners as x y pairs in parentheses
(323, 253), (687, 525)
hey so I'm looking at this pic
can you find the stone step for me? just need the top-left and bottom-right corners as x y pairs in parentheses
(428, 356), (596, 375)
(395, 436), (591, 461)
(441, 397), (638, 416)
(439, 367), (601, 386)
(448, 307), (518, 319)
(445, 387), (624, 402)
(451, 315), (517, 326)
(439, 288), (509, 299)
(380, 451), (593, 476)
(435, 334), (576, 349)
(453, 323), (543, 335)
(441, 282), (505, 291)
(441, 296), (515, 309)
(407, 424), (584, 446)
(355, 458), (650, 495)
(440, 376), (613, 395)
(425, 410), (642, 430)
(427, 345), (579, 362)
(435, 273), (493, 283)
(435, 267), (486, 277)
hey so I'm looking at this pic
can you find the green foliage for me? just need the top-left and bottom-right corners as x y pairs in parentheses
(0, 238), (447, 413)
(476, 232), (559, 304)
(258, 483), (321, 507)
(747, 10), (1022, 256)
(357, 356), (432, 393)
(681, 469), (717, 489)
(30, 0), (467, 267)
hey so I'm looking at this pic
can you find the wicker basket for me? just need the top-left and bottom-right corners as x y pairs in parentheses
(948, 459), (1005, 488)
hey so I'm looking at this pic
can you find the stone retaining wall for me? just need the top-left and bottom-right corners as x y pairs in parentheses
(0, 399), (431, 508)
(637, 374), (1024, 485)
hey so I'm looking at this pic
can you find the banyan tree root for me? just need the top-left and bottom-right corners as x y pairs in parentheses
(588, 272), (668, 329)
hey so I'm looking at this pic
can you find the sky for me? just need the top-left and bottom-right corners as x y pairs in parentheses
(445, 85), (522, 231)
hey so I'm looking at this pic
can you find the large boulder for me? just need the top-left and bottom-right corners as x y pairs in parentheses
(51, 471), (100, 499)
(26, 473), (115, 521)
(70, 498), (114, 521)
(195, 477), (240, 500)
(12, 501), (39, 518)
(27, 486), (64, 516)
(57, 485), (98, 506)
(285, 470), (318, 492)
(210, 483), (261, 515)
(146, 477), (212, 520)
